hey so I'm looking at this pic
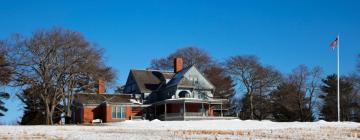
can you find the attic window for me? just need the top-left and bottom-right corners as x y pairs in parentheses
(190, 76), (199, 85)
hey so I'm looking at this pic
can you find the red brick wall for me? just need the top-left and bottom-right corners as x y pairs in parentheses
(83, 107), (94, 123)
(126, 106), (132, 119)
(104, 104), (112, 122)
(79, 104), (136, 123)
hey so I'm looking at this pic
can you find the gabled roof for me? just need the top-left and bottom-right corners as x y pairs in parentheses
(128, 65), (214, 93)
(166, 66), (194, 88)
(130, 69), (175, 93)
(74, 93), (132, 105)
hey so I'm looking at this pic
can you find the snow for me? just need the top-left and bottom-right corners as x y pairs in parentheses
(129, 99), (142, 104)
(109, 119), (360, 130)
(0, 120), (359, 140)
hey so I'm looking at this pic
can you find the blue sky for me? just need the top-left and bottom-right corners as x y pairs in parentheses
(0, 0), (359, 123)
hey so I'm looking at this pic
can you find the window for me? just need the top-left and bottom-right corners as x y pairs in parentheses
(112, 106), (127, 119)
(179, 91), (191, 98)
(189, 76), (199, 85)
(193, 77), (199, 84)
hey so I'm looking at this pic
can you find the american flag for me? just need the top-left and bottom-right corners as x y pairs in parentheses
(330, 37), (338, 49)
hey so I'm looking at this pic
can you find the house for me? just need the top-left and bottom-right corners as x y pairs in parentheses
(72, 57), (234, 123)
(72, 81), (148, 124)
(124, 58), (234, 121)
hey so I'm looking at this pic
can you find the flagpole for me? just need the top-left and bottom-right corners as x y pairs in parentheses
(337, 34), (340, 122)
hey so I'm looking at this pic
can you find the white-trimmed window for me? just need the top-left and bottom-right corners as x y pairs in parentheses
(112, 106), (126, 119)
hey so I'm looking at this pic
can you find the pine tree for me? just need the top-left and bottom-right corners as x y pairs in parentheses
(320, 74), (359, 121)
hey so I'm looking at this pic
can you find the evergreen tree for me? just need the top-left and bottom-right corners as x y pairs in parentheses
(17, 86), (62, 125)
(320, 74), (359, 121)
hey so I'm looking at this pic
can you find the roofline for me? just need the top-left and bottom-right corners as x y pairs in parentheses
(151, 98), (227, 105)
(130, 69), (174, 73)
(74, 93), (131, 96)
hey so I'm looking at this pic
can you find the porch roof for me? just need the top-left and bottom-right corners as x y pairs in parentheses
(153, 98), (227, 105)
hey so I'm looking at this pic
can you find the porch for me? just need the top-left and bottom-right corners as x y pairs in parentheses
(150, 98), (237, 121)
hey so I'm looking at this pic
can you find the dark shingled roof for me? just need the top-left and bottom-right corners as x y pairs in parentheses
(178, 77), (195, 87)
(74, 93), (132, 105)
(130, 70), (175, 93)
(130, 66), (201, 93)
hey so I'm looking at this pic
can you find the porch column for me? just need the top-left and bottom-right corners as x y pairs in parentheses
(183, 101), (186, 121)
(221, 103), (223, 117)
(208, 103), (211, 116)
(201, 102), (204, 117)
(164, 103), (167, 121)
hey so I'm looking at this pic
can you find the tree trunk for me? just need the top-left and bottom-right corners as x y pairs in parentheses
(44, 99), (51, 125)
(250, 93), (254, 120)
(50, 103), (56, 125)
(65, 103), (72, 124)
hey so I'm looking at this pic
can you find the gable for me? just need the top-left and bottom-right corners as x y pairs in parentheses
(124, 72), (140, 94)
(166, 66), (215, 90)
(183, 66), (215, 89)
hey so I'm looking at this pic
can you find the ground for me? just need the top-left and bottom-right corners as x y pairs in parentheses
(0, 120), (359, 140)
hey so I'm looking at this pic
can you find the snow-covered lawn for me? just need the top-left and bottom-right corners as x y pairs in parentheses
(0, 120), (359, 140)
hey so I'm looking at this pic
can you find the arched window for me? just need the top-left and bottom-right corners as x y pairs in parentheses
(178, 91), (191, 98)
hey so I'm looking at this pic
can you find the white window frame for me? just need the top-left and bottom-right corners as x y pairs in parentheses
(112, 106), (127, 119)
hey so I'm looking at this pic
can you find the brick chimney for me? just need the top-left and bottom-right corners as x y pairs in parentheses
(174, 57), (183, 73)
(98, 80), (105, 94)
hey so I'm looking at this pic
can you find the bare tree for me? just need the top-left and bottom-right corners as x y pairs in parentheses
(0, 49), (11, 117)
(204, 65), (235, 99)
(253, 66), (282, 120)
(150, 47), (213, 72)
(287, 65), (322, 121)
(225, 55), (281, 120)
(225, 55), (259, 119)
(3, 28), (115, 124)
(271, 82), (305, 121)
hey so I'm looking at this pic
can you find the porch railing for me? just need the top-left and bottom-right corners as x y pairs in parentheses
(185, 112), (204, 116)
(164, 112), (209, 117)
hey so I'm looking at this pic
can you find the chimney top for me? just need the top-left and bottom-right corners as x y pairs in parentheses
(174, 57), (183, 73)
(98, 80), (105, 94)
